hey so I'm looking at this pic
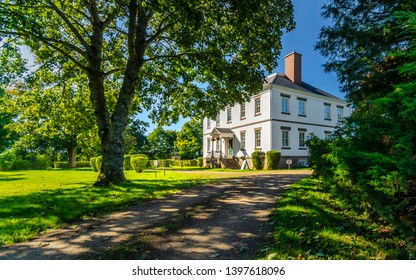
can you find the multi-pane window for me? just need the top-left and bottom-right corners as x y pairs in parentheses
(282, 130), (289, 147)
(240, 131), (246, 150)
(325, 131), (332, 140)
(227, 108), (232, 123)
(240, 103), (246, 119)
(255, 98), (261, 115)
(255, 129), (261, 148)
(324, 103), (331, 120)
(207, 118), (211, 129)
(216, 113), (220, 126)
(337, 106), (344, 120)
(299, 131), (306, 147)
(216, 139), (221, 151)
(282, 97), (290, 113)
(298, 100), (306, 116)
(207, 138), (211, 152)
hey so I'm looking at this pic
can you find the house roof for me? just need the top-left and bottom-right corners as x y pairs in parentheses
(265, 73), (344, 102)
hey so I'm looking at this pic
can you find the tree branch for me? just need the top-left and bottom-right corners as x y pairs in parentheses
(46, 1), (90, 50)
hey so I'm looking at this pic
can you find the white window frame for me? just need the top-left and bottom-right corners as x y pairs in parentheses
(254, 98), (261, 115)
(282, 130), (290, 148)
(240, 131), (246, 150)
(227, 108), (232, 123)
(207, 118), (211, 129)
(240, 103), (246, 119)
(216, 139), (221, 151)
(299, 131), (306, 148)
(207, 138), (211, 152)
(337, 106), (344, 120)
(324, 104), (331, 120)
(255, 129), (261, 148)
(216, 113), (220, 126)
(282, 97), (290, 114)
(298, 100), (306, 116)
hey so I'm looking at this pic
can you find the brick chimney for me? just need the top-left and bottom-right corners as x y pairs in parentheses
(284, 52), (302, 84)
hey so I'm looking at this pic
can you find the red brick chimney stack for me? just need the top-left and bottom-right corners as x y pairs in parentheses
(284, 52), (302, 84)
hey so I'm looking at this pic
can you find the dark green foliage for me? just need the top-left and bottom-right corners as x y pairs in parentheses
(123, 155), (133, 171)
(130, 155), (149, 173)
(76, 161), (90, 168)
(174, 119), (203, 160)
(265, 150), (281, 170)
(146, 128), (178, 159)
(198, 157), (203, 168)
(12, 158), (31, 170)
(0, 149), (16, 171)
(90, 157), (98, 172)
(252, 151), (265, 170)
(315, 1), (416, 224)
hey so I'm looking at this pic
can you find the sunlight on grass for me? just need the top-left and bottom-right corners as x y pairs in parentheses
(0, 168), (217, 246)
(259, 178), (414, 260)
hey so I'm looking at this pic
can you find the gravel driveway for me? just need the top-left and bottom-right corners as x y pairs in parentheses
(0, 170), (311, 260)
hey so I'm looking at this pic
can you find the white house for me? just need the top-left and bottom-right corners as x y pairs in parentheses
(203, 52), (350, 169)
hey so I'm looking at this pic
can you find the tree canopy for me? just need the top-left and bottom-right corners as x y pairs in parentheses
(174, 118), (202, 159)
(0, 0), (294, 185)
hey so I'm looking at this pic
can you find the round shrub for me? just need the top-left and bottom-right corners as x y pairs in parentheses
(31, 154), (52, 170)
(0, 150), (16, 171)
(90, 157), (98, 172)
(266, 150), (281, 170)
(198, 157), (203, 167)
(251, 150), (265, 170)
(95, 156), (103, 172)
(130, 155), (148, 173)
(124, 155), (132, 170)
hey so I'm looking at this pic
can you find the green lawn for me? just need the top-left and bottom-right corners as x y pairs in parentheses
(259, 178), (416, 260)
(0, 168), (216, 246)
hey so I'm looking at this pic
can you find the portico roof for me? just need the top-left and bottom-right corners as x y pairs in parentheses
(210, 127), (234, 138)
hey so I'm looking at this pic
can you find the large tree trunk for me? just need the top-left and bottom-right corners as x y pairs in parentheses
(68, 146), (77, 168)
(87, 3), (148, 186)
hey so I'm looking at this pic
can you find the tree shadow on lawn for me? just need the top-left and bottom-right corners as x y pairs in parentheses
(0, 177), (209, 246)
(0, 173), (26, 182)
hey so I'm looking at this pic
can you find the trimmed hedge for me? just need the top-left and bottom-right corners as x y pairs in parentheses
(266, 150), (281, 170)
(53, 161), (91, 168)
(89, 156), (103, 172)
(171, 159), (199, 167)
(252, 150), (265, 170)
(76, 161), (90, 168)
(131, 155), (149, 173)
(198, 157), (203, 167)
(90, 157), (98, 172)
(124, 155), (133, 170)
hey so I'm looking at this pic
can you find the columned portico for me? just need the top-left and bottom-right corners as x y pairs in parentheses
(206, 128), (239, 168)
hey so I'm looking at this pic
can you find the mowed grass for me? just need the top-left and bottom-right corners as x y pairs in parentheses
(0, 168), (216, 246)
(259, 178), (416, 260)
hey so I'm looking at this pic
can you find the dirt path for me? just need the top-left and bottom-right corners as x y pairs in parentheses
(0, 170), (311, 260)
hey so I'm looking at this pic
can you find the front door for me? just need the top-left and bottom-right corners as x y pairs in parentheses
(227, 139), (233, 158)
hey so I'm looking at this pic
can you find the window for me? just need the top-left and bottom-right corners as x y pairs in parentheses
(207, 118), (211, 129)
(299, 131), (306, 148)
(255, 98), (261, 115)
(216, 113), (220, 126)
(282, 97), (290, 114)
(216, 139), (221, 151)
(337, 106), (344, 120)
(227, 108), (232, 123)
(299, 159), (308, 167)
(325, 131), (332, 140)
(324, 103), (331, 120)
(240, 131), (246, 150)
(298, 100), (306, 116)
(240, 103), (246, 119)
(255, 129), (261, 148)
(207, 138), (211, 152)
(282, 130), (289, 148)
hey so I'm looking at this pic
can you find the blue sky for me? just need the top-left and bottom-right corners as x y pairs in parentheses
(157, 0), (340, 133)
